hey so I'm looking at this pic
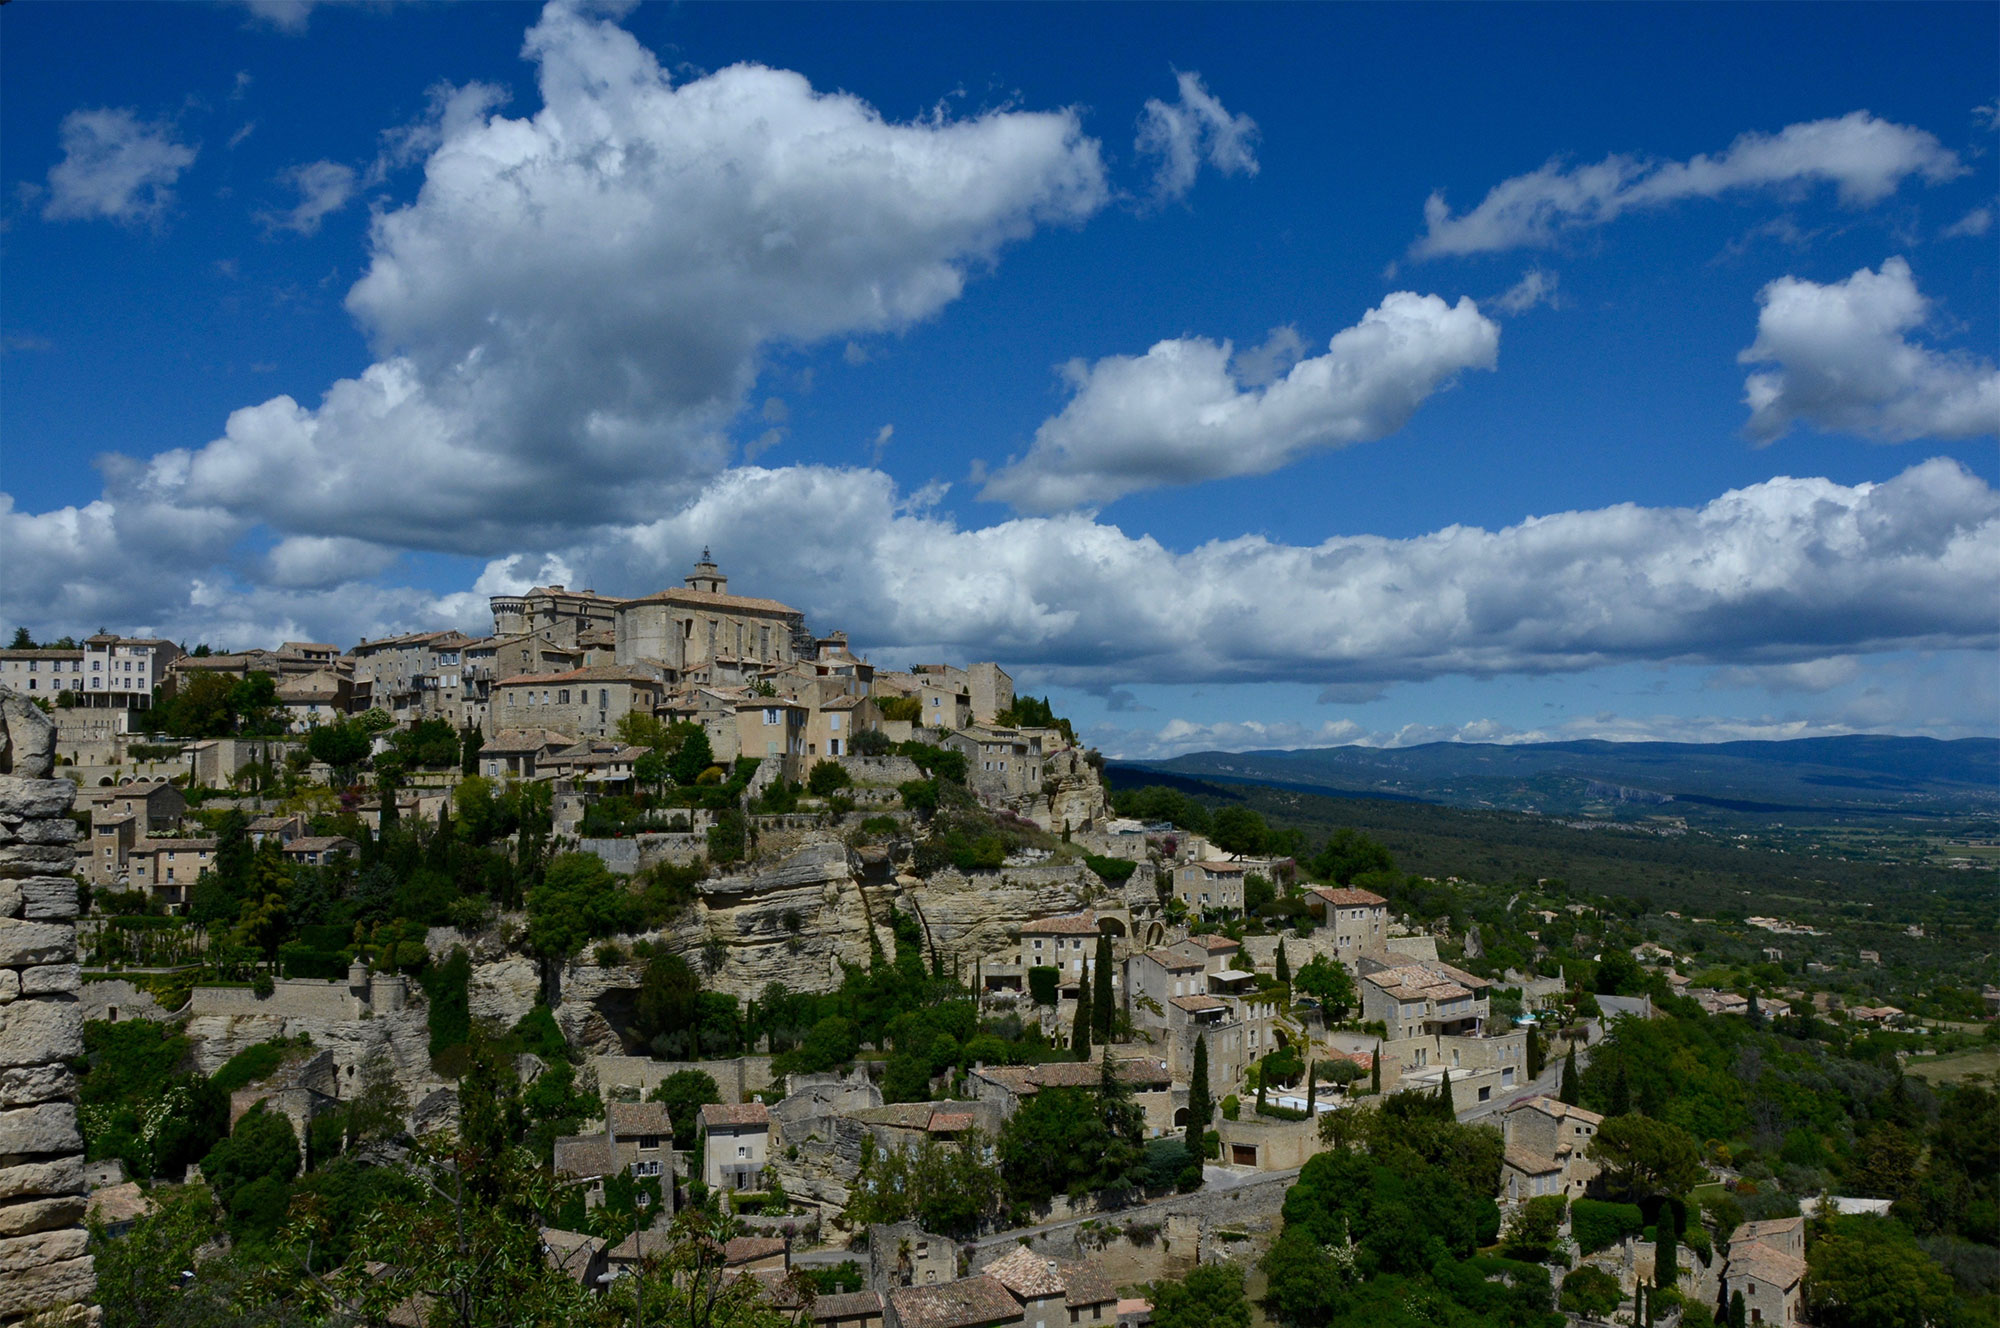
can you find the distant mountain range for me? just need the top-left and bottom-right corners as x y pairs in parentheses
(1111, 735), (2000, 820)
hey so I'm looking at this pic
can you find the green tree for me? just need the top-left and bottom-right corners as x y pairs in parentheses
(1274, 939), (1290, 984)
(648, 1069), (722, 1151)
(306, 719), (372, 774)
(636, 951), (704, 1057)
(1559, 1046), (1580, 1105)
(671, 726), (715, 786)
(1293, 954), (1356, 1020)
(1655, 1209), (1678, 1288)
(1186, 1034), (1212, 1163)
(526, 851), (639, 960)
(1072, 963), (1093, 1060)
(1093, 933), (1114, 1040)
(1802, 1216), (1956, 1328)
(200, 1104), (301, 1242)
(1587, 1114), (1704, 1201)
(1149, 1264), (1249, 1328)
(422, 946), (474, 1062)
(1211, 806), (1267, 857)
(1311, 828), (1393, 885)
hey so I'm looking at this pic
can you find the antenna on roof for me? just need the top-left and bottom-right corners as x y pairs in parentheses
(701, 545), (711, 561)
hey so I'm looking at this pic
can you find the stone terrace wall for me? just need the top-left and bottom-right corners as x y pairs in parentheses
(0, 690), (95, 1324)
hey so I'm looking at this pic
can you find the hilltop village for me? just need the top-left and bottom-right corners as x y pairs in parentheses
(2, 556), (1992, 1328)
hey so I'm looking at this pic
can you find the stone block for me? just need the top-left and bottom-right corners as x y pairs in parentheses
(0, 1064), (75, 1108)
(0, 1104), (80, 1157)
(0, 694), (57, 780)
(14, 818), (80, 845)
(0, 1156), (83, 1201)
(19, 879), (79, 921)
(0, 1248), (93, 1314)
(0, 998), (82, 1068)
(0, 1194), (84, 1237)
(0, 880), (19, 918)
(0, 780), (76, 822)
(0, 970), (16, 1003)
(20, 965), (80, 997)
(0, 919), (76, 968)
(0, 843), (76, 879)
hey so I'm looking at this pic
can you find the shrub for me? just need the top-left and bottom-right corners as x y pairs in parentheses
(1028, 966), (1060, 1006)
(1571, 1198), (1646, 1254)
(211, 1040), (292, 1094)
(1560, 1265), (1622, 1317)
(1083, 854), (1137, 885)
(1221, 1095), (1240, 1121)
(251, 974), (275, 998)
(807, 761), (852, 796)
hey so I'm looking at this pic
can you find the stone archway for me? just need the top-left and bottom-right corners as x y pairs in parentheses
(1144, 922), (1166, 947)
(1174, 1106), (1189, 1127)
(1098, 916), (1127, 938)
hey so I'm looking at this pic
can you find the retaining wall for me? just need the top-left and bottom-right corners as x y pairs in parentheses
(0, 689), (96, 1324)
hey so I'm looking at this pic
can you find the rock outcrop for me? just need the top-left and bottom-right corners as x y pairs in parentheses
(0, 688), (95, 1325)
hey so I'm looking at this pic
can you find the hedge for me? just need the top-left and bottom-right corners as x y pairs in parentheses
(1572, 1198), (1647, 1254)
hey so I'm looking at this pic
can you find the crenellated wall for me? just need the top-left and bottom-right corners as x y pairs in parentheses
(0, 689), (96, 1324)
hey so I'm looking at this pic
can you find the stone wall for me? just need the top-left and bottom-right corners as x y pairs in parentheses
(589, 1054), (777, 1103)
(0, 689), (95, 1323)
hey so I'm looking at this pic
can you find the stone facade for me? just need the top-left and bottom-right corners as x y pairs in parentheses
(0, 688), (95, 1324)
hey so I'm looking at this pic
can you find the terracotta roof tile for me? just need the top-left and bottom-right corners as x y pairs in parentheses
(701, 1102), (771, 1128)
(886, 1276), (1022, 1328)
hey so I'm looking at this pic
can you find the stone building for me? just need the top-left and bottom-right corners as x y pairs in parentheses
(1723, 1218), (1807, 1326)
(1357, 956), (1491, 1041)
(698, 1101), (772, 1192)
(486, 667), (667, 740)
(1170, 860), (1248, 916)
(612, 554), (809, 678)
(1306, 887), (1388, 958)
(128, 837), (218, 911)
(0, 688), (96, 1322)
(0, 649), (85, 703)
(1498, 1096), (1602, 1203)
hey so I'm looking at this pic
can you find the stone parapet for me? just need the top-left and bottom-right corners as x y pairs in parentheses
(0, 689), (95, 1324)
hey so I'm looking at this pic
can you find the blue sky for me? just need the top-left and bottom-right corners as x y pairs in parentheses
(4, 0), (1996, 757)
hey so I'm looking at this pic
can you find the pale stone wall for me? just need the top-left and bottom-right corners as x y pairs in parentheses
(0, 689), (95, 1324)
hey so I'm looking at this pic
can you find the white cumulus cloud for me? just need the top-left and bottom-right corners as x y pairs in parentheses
(124, 0), (1107, 556)
(1413, 111), (1963, 258)
(1134, 70), (1258, 204)
(979, 292), (1499, 512)
(6, 460), (1994, 696)
(42, 108), (198, 225)
(1740, 257), (2000, 443)
(257, 159), (359, 236)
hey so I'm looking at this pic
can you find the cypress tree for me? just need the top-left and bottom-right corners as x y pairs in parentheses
(1186, 1034), (1211, 1159)
(1370, 1042), (1382, 1095)
(1093, 934), (1115, 1040)
(1656, 1213), (1678, 1288)
(1730, 1290), (1747, 1328)
(1274, 940), (1290, 984)
(1559, 1046), (1580, 1105)
(1072, 964), (1093, 1061)
(1527, 1025), (1545, 1080)
(1747, 991), (1760, 1024)
(1305, 1061), (1317, 1114)
(1256, 1077), (1267, 1114)
(1437, 1068), (1452, 1111)
(1608, 1061), (1632, 1117)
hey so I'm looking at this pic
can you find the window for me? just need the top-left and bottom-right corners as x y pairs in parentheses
(599, 689), (609, 709)
(829, 714), (841, 731)
(558, 690), (570, 705)
(764, 708), (782, 725)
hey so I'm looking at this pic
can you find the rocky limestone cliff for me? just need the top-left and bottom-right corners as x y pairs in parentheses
(181, 1007), (444, 1105)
